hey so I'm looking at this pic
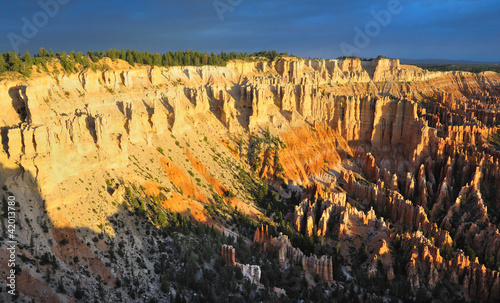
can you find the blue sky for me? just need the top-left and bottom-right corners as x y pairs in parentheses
(0, 0), (499, 61)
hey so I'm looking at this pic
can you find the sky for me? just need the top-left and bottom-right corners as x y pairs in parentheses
(0, 0), (499, 62)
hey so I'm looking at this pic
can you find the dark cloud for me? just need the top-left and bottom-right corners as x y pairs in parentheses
(0, 0), (498, 61)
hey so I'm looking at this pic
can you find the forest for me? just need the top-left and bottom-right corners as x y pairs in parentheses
(0, 48), (291, 77)
(415, 63), (500, 73)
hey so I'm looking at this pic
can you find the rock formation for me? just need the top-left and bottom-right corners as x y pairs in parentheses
(403, 231), (500, 302)
(221, 244), (236, 267)
(253, 226), (333, 283)
(221, 244), (261, 284)
(2, 55), (500, 302)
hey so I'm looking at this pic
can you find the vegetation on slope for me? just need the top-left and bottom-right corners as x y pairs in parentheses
(335, 55), (390, 61)
(487, 131), (500, 150)
(416, 63), (500, 73)
(0, 49), (292, 77)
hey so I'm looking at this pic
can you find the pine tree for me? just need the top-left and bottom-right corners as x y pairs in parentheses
(58, 51), (74, 72)
(125, 49), (134, 66)
(162, 53), (170, 66)
(87, 51), (95, 62)
(119, 49), (126, 61)
(0, 54), (6, 73)
(183, 52), (191, 66)
(106, 49), (117, 60)
(152, 53), (162, 66)
(201, 53), (208, 65)
(39, 47), (49, 57)
(75, 51), (83, 64)
(22, 51), (32, 75)
(143, 52), (153, 65)
(6, 52), (22, 73)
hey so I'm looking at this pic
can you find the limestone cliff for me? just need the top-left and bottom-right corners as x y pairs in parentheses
(1, 56), (500, 302)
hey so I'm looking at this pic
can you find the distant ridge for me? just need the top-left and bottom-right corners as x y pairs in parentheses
(400, 58), (500, 65)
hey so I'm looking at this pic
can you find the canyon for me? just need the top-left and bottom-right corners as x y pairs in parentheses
(0, 56), (500, 302)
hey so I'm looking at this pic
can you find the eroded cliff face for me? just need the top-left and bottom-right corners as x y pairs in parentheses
(1, 56), (500, 302)
(0, 57), (453, 228)
(0, 58), (490, 192)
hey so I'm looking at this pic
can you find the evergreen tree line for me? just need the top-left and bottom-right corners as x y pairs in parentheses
(416, 63), (500, 73)
(335, 55), (389, 61)
(0, 48), (291, 77)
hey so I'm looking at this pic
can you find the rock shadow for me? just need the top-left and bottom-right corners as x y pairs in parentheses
(0, 161), (173, 302)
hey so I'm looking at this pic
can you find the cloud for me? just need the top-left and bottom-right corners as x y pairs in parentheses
(0, 0), (498, 61)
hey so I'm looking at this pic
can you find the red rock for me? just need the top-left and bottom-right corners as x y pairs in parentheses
(221, 244), (236, 267)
